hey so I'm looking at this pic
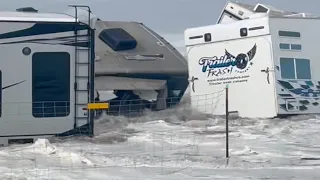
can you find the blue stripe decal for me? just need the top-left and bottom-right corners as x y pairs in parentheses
(0, 23), (88, 40)
(0, 35), (87, 44)
(0, 35), (89, 47)
(61, 41), (89, 47)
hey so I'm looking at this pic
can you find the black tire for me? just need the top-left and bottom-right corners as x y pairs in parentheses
(118, 92), (146, 116)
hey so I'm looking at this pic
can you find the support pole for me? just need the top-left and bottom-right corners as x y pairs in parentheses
(225, 84), (229, 159)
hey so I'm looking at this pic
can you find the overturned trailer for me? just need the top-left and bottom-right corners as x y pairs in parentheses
(94, 20), (189, 115)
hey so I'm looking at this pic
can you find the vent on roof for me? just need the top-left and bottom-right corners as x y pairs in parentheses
(99, 28), (137, 51)
(254, 4), (269, 13)
(16, 7), (38, 13)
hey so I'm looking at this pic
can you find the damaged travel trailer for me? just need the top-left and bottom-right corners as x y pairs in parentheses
(94, 20), (188, 116)
(185, 2), (320, 118)
(0, 6), (188, 146)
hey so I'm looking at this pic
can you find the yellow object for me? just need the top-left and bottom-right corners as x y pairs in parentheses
(87, 103), (109, 110)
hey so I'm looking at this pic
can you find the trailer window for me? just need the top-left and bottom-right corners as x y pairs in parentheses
(279, 43), (290, 49)
(278, 31), (301, 38)
(280, 57), (311, 80)
(291, 44), (302, 50)
(280, 58), (295, 79)
(279, 43), (302, 50)
(32, 52), (70, 118)
(295, 59), (311, 79)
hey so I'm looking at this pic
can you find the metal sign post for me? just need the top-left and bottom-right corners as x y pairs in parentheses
(225, 84), (229, 159)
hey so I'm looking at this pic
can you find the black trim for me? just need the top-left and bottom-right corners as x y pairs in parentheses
(279, 94), (293, 97)
(189, 35), (203, 39)
(89, 28), (95, 137)
(249, 26), (265, 31)
(2, 80), (26, 90)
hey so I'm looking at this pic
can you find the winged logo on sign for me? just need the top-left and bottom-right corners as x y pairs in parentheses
(224, 43), (257, 72)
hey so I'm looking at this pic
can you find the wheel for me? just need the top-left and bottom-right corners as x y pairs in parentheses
(118, 92), (145, 116)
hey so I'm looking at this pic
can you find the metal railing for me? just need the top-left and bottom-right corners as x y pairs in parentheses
(0, 101), (71, 117)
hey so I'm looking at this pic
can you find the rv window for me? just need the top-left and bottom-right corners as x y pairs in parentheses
(279, 43), (290, 49)
(278, 31), (301, 38)
(295, 58), (311, 79)
(32, 52), (70, 118)
(255, 5), (269, 13)
(279, 43), (302, 50)
(291, 44), (302, 50)
(280, 58), (295, 79)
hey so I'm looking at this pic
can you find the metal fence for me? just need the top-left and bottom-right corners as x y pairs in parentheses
(0, 87), (230, 179)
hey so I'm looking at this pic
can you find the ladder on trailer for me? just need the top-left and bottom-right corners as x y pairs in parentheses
(69, 5), (95, 137)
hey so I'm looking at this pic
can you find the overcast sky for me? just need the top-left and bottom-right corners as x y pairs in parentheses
(2, 0), (319, 53)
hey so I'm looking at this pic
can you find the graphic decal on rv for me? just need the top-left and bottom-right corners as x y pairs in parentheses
(0, 35), (89, 48)
(277, 80), (320, 112)
(0, 23), (90, 48)
(0, 23), (88, 40)
(198, 44), (257, 77)
(278, 80), (320, 97)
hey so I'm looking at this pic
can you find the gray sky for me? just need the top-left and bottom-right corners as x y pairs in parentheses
(3, 0), (319, 53)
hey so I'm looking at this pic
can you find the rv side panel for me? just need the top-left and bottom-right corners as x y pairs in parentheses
(269, 17), (320, 115)
(0, 21), (90, 143)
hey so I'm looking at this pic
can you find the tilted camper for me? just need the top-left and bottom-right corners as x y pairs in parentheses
(185, 2), (320, 118)
(93, 20), (188, 115)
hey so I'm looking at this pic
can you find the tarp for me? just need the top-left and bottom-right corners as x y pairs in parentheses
(95, 76), (166, 90)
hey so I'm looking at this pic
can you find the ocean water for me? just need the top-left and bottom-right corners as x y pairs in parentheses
(0, 90), (320, 180)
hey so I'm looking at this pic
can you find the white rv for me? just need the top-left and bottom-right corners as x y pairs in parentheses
(0, 6), (99, 146)
(185, 2), (320, 118)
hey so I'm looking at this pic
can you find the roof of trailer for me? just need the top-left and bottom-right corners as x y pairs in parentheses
(230, 1), (320, 19)
(0, 11), (77, 22)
